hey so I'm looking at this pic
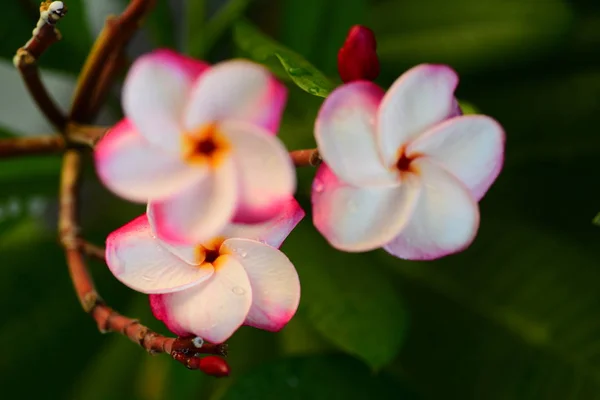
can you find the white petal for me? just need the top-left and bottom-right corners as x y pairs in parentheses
(122, 51), (195, 152)
(184, 60), (286, 133)
(105, 215), (213, 294)
(148, 158), (238, 245)
(315, 81), (397, 187)
(377, 64), (459, 165)
(221, 197), (305, 248)
(384, 159), (480, 260)
(312, 164), (421, 252)
(407, 115), (505, 201)
(219, 121), (296, 223)
(223, 238), (300, 331)
(95, 119), (204, 203)
(151, 255), (252, 343)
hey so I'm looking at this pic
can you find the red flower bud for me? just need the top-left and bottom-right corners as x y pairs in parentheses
(337, 25), (380, 83)
(199, 356), (231, 377)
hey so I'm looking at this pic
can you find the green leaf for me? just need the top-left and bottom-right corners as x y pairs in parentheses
(200, 0), (253, 58)
(145, 0), (177, 48)
(233, 21), (336, 98)
(185, 0), (206, 57)
(222, 354), (418, 400)
(282, 220), (408, 369)
(369, 0), (573, 73)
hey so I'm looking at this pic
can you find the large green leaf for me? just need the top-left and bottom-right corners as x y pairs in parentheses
(233, 20), (336, 97)
(221, 354), (418, 400)
(282, 220), (408, 369)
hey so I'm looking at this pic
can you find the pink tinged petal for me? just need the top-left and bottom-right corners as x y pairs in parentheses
(223, 239), (300, 331)
(220, 121), (296, 223)
(408, 115), (505, 201)
(315, 81), (398, 187)
(384, 159), (480, 260)
(94, 119), (204, 203)
(150, 255), (252, 343)
(377, 64), (459, 165)
(184, 60), (287, 134)
(150, 294), (189, 337)
(148, 158), (238, 245)
(105, 215), (213, 294)
(151, 49), (211, 81)
(312, 163), (421, 252)
(222, 197), (305, 248)
(122, 50), (201, 152)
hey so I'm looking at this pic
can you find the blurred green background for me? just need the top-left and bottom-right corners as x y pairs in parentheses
(1, 0), (600, 398)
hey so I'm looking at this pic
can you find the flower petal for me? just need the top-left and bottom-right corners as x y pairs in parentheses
(407, 115), (505, 201)
(377, 64), (459, 165)
(223, 238), (300, 331)
(312, 163), (420, 252)
(184, 60), (287, 134)
(215, 121), (296, 223)
(105, 215), (213, 294)
(95, 119), (204, 202)
(384, 159), (479, 260)
(149, 255), (252, 343)
(315, 81), (397, 187)
(123, 50), (209, 151)
(222, 197), (304, 248)
(148, 158), (238, 244)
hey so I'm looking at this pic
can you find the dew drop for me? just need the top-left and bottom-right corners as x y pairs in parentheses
(313, 179), (324, 193)
(288, 67), (307, 76)
(347, 200), (358, 213)
(232, 286), (246, 295)
(308, 87), (319, 95)
(192, 337), (205, 348)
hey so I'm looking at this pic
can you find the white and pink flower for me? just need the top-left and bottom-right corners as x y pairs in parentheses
(312, 64), (505, 260)
(95, 50), (296, 244)
(105, 198), (304, 344)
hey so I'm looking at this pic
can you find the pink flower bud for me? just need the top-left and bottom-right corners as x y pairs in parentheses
(337, 25), (380, 83)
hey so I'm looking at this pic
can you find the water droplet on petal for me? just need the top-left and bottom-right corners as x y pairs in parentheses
(313, 179), (324, 193)
(347, 200), (358, 213)
(232, 286), (246, 295)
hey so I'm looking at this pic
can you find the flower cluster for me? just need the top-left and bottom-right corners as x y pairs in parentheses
(94, 26), (505, 345)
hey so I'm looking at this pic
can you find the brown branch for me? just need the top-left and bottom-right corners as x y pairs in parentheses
(58, 149), (229, 375)
(0, 125), (108, 159)
(79, 240), (106, 261)
(69, 0), (157, 123)
(290, 148), (321, 167)
(14, 1), (68, 131)
(0, 135), (64, 157)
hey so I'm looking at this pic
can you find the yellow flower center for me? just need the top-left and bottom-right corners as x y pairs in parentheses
(194, 237), (229, 270)
(181, 123), (230, 167)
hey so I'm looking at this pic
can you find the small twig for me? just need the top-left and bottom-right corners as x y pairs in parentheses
(87, 49), (128, 119)
(290, 148), (321, 167)
(70, 0), (157, 123)
(79, 240), (106, 261)
(14, 1), (68, 131)
(0, 135), (64, 158)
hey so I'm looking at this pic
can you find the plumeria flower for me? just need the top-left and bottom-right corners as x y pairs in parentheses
(95, 50), (296, 244)
(312, 64), (505, 260)
(105, 198), (304, 344)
